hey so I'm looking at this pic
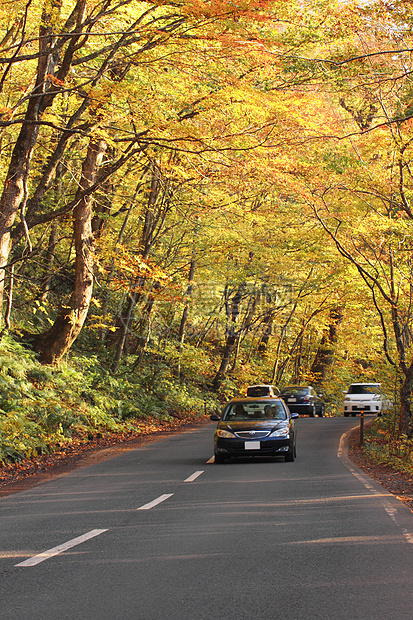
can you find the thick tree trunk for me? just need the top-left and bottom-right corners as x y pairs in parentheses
(389, 260), (412, 437)
(0, 2), (61, 320)
(0, 0), (85, 323)
(398, 366), (413, 437)
(0, 112), (42, 323)
(32, 139), (107, 364)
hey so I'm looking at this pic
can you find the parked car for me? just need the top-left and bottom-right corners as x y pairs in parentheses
(279, 385), (325, 417)
(246, 384), (280, 398)
(343, 383), (392, 416)
(210, 397), (298, 463)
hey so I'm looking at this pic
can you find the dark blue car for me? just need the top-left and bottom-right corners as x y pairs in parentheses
(280, 386), (325, 417)
(211, 397), (298, 464)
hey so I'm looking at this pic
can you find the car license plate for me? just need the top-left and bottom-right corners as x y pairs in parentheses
(245, 441), (260, 450)
(288, 397), (296, 402)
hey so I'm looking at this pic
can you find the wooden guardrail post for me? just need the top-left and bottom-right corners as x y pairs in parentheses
(360, 410), (364, 445)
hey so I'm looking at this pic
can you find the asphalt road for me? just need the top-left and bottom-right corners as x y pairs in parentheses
(0, 417), (412, 620)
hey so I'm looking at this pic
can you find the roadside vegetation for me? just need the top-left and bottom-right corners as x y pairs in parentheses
(359, 415), (413, 477)
(0, 335), (219, 465)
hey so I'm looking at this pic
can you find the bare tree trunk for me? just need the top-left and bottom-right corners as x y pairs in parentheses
(258, 309), (274, 354)
(230, 290), (259, 372)
(110, 163), (172, 370)
(292, 328), (304, 383)
(0, 264), (14, 341)
(100, 180), (143, 342)
(272, 301), (327, 385)
(310, 306), (343, 385)
(111, 291), (140, 372)
(41, 220), (58, 301)
(212, 334), (238, 390)
(212, 284), (245, 390)
(271, 304), (298, 384)
(0, 108), (42, 322)
(32, 138), (107, 363)
(92, 149), (115, 236)
(399, 366), (413, 437)
(270, 270), (316, 383)
(0, 0), (85, 322)
(315, 208), (413, 436)
(178, 253), (196, 349)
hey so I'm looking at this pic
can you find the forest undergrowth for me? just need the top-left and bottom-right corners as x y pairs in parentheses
(0, 335), (220, 467)
(348, 420), (413, 512)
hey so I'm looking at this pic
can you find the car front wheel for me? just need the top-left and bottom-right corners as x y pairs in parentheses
(214, 454), (226, 464)
(285, 444), (295, 462)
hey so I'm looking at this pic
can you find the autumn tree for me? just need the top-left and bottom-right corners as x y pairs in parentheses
(270, 0), (413, 434)
(31, 137), (107, 363)
(1, 0), (334, 366)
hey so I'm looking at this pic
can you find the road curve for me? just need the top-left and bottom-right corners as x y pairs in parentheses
(0, 417), (412, 620)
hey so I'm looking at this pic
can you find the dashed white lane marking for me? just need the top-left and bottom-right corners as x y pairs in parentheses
(15, 529), (108, 567)
(184, 471), (204, 482)
(15, 475), (202, 566)
(402, 529), (413, 544)
(137, 493), (173, 510)
(206, 456), (215, 464)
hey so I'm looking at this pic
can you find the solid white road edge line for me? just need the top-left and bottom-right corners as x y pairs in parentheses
(338, 429), (413, 545)
(137, 493), (174, 510)
(184, 470), (204, 482)
(15, 529), (108, 567)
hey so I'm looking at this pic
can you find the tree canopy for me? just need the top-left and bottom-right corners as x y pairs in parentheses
(1, 0), (413, 446)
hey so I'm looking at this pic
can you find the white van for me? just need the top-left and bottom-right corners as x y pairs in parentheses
(343, 383), (391, 416)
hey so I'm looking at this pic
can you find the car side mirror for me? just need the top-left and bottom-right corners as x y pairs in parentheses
(290, 412), (299, 419)
(210, 413), (221, 421)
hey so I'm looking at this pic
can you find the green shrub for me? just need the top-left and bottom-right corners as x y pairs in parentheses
(0, 335), (219, 465)
(361, 414), (413, 474)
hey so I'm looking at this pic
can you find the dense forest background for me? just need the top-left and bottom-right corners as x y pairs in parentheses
(1, 0), (413, 465)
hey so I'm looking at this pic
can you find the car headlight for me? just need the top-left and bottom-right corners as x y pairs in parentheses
(216, 429), (235, 438)
(269, 425), (290, 438)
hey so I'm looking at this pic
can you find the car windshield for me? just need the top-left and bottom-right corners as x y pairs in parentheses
(247, 386), (270, 397)
(348, 384), (380, 395)
(281, 386), (308, 396)
(222, 401), (287, 421)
